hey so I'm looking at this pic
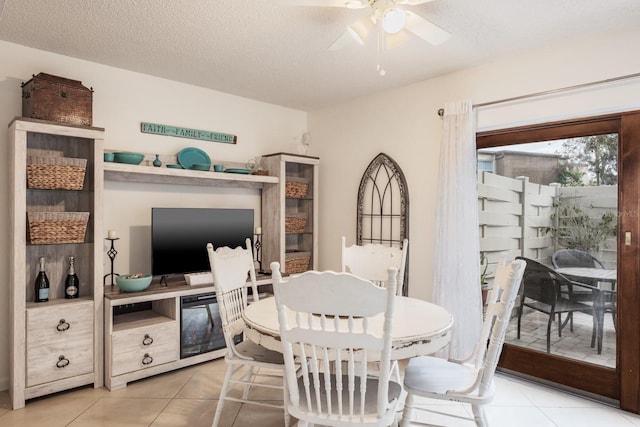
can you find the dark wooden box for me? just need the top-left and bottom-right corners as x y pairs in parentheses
(21, 73), (93, 126)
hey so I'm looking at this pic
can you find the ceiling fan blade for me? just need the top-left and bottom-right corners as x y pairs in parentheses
(286, 0), (368, 8)
(386, 31), (410, 49)
(404, 10), (451, 45)
(329, 15), (373, 50)
(329, 30), (356, 50)
(348, 15), (374, 43)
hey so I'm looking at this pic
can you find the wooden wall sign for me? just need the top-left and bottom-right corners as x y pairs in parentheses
(140, 122), (237, 144)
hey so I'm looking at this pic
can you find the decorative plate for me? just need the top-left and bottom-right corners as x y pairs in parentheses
(224, 168), (251, 174)
(177, 147), (211, 170)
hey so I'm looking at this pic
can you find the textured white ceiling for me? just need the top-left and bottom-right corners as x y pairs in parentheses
(1, 0), (639, 111)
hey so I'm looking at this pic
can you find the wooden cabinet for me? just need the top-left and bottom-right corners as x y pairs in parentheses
(111, 311), (178, 377)
(26, 301), (94, 387)
(261, 153), (319, 274)
(9, 118), (104, 409)
(104, 286), (210, 390)
(104, 277), (274, 390)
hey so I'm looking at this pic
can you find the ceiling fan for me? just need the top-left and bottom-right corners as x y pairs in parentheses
(291, 0), (451, 51)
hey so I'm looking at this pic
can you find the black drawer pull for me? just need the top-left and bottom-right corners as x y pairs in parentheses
(142, 353), (153, 365)
(56, 319), (70, 332)
(56, 355), (70, 368)
(142, 334), (154, 346)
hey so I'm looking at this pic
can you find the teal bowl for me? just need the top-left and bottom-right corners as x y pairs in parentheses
(114, 152), (145, 165)
(191, 163), (210, 171)
(116, 274), (152, 292)
(103, 152), (115, 162)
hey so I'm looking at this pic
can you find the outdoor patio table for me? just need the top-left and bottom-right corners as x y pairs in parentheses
(556, 267), (617, 285)
(556, 267), (617, 354)
(243, 295), (454, 360)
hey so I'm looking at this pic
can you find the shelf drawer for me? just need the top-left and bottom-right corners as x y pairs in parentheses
(111, 322), (178, 376)
(26, 301), (94, 387)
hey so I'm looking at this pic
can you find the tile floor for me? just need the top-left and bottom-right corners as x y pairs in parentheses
(1, 358), (639, 426)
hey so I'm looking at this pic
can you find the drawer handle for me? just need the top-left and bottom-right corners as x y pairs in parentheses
(56, 355), (70, 368)
(142, 334), (154, 346)
(142, 353), (153, 365)
(56, 319), (70, 332)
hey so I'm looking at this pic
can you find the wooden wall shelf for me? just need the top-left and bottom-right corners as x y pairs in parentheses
(103, 162), (278, 188)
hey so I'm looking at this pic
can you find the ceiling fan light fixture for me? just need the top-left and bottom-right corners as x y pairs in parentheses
(382, 7), (406, 34)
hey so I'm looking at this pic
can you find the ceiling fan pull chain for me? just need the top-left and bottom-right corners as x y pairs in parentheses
(377, 28), (386, 76)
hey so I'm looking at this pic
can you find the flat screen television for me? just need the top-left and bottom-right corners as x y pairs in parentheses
(151, 208), (254, 277)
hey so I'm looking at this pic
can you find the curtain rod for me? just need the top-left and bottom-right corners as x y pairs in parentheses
(436, 71), (640, 117)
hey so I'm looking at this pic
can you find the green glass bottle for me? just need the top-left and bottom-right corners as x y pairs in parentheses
(34, 257), (50, 303)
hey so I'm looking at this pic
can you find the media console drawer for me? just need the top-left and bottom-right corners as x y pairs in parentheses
(111, 321), (178, 376)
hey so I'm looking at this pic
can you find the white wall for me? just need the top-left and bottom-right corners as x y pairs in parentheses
(0, 40), (307, 390)
(309, 25), (640, 301)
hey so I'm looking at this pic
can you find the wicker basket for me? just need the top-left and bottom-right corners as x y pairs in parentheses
(27, 156), (87, 190)
(286, 251), (311, 274)
(27, 212), (90, 244)
(285, 215), (307, 234)
(285, 177), (309, 198)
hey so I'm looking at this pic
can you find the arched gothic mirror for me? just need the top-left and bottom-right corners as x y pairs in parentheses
(357, 153), (410, 295)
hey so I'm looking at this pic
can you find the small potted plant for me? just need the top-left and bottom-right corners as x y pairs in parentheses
(480, 252), (490, 307)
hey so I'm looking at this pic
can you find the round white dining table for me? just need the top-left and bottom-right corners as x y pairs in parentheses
(243, 295), (454, 360)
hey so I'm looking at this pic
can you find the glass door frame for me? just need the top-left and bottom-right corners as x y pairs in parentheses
(477, 110), (640, 412)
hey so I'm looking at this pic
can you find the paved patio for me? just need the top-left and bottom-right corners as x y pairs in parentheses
(505, 308), (616, 368)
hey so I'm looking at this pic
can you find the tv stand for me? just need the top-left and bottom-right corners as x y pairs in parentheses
(103, 273), (273, 390)
(100, 153), (318, 391)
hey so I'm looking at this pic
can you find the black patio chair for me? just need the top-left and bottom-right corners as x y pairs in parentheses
(552, 249), (605, 275)
(516, 257), (597, 353)
(552, 249), (616, 352)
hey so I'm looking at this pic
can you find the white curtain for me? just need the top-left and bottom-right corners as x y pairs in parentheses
(432, 99), (482, 360)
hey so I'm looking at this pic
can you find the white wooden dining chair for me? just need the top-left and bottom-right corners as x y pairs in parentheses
(272, 261), (402, 427)
(341, 236), (408, 384)
(400, 255), (526, 427)
(341, 236), (408, 297)
(207, 239), (290, 427)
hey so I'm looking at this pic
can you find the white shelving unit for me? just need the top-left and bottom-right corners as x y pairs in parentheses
(9, 117), (105, 409)
(261, 153), (319, 274)
(102, 160), (282, 389)
(9, 137), (319, 398)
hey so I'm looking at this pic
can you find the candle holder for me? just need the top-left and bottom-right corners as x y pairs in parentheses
(254, 233), (265, 274)
(104, 237), (120, 285)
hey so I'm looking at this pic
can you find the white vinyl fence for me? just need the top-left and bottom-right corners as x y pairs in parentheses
(478, 171), (617, 281)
